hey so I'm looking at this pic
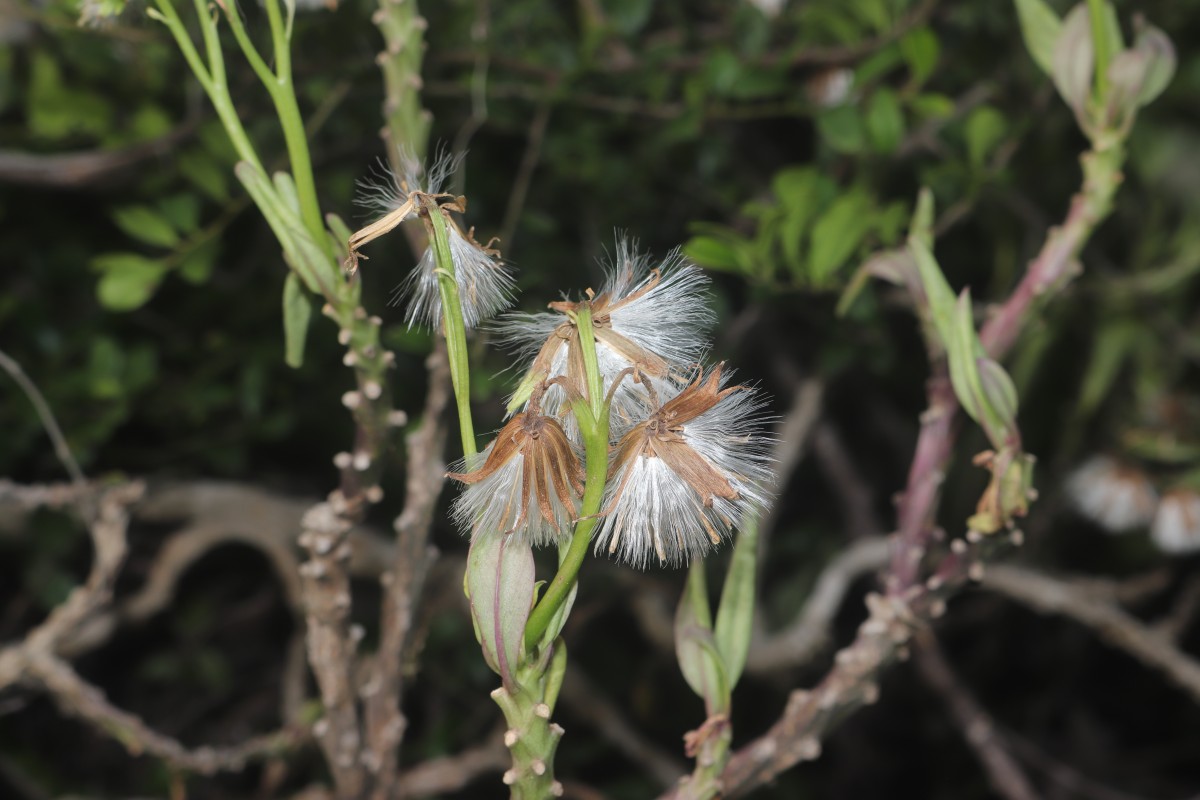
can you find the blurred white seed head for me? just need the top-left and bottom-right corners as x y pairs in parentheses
(1151, 488), (1200, 554)
(1065, 454), (1158, 533)
(495, 235), (713, 429)
(593, 365), (774, 568)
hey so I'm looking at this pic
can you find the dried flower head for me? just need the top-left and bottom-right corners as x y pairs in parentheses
(495, 236), (712, 427)
(349, 149), (514, 330)
(447, 384), (584, 546)
(1151, 488), (1200, 554)
(1065, 454), (1158, 533)
(593, 364), (774, 568)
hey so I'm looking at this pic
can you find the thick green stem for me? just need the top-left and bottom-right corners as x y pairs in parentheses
(524, 307), (609, 649)
(424, 201), (477, 459)
(492, 656), (567, 799)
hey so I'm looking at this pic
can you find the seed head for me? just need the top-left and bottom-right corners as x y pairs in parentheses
(350, 148), (514, 330)
(447, 384), (585, 547)
(495, 235), (712, 431)
(594, 364), (774, 568)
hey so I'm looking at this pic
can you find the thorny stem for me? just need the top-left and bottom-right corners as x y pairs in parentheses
(424, 199), (478, 459)
(524, 307), (609, 649)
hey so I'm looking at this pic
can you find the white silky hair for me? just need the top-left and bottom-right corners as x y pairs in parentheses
(449, 449), (578, 548)
(389, 225), (515, 330)
(593, 373), (776, 568)
(354, 148), (464, 219)
(493, 235), (714, 429)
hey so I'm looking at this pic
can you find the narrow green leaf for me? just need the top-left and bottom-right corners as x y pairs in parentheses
(112, 205), (180, 249)
(675, 563), (730, 715)
(1012, 0), (1063, 75)
(466, 533), (536, 691)
(713, 518), (758, 689)
(947, 290), (987, 426)
(1052, 4), (1095, 115)
(282, 271), (312, 368)
(235, 162), (334, 294)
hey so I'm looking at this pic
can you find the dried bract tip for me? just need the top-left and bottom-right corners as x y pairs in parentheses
(593, 364), (774, 568)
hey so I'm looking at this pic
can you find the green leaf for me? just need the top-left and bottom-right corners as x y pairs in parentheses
(713, 518), (758, 690)
(900, 27), (940, 86)
(817, 105), (867, 154)
(866, 88), (905, 153)
(1012, 0), (1063, 76)
(964, 106), (1008, 169)
(466, 533), (536, 691)
(675, 563), (730, 715)
(1077, 321), (1139, 415)
(684, 234), (743, 272)
(282, 272), (312, 369)
(179, 238), (219, 285)
(807, 189), (874, 285)
(158, 194), (202, 234)
(179, 150), (230, 202)
(772, 169), (836, 273)
(1052, 4), (1095, 115)
(911, 92), (957, 120)
(91, 253), (168, 311)
(111, 205), (180, 249)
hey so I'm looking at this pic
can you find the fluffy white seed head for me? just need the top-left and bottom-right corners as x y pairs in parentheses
(449, 449), (578, 548)
(389, 225), (514, 330)
(1065, 454), (1158, 533)
(593, 367), (774, 568)
(494, 235), (713, 431)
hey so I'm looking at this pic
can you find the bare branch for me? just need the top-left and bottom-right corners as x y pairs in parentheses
(560, 663), (687, 788)
(367, 338), (452, 798)
(914, 634), (1039, 800)
(0, 348), (84, 484)
(982, 564), (1200, 704)
(746, 537), (890, 674)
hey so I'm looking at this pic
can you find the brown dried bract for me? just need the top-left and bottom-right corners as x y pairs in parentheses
(524, 267), (673, 400)
(447, 386), (584, 532)
(609, 365), (742, 513)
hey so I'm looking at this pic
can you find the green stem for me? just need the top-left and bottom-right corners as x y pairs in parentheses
(574, 305), (605, 418)
(220, 0), (326, 251)
(424, 201), (477, 459)
(524, 307), (609, 649)
(1087, 0), (1111, 99)
(150, 0), (263, 173)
